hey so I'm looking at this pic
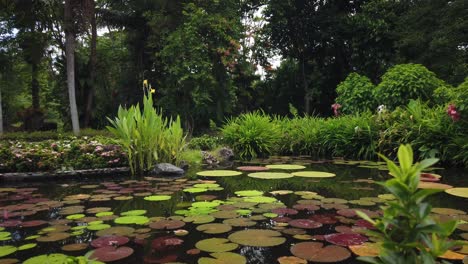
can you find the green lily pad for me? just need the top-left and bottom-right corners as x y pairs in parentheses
(0, 245), (17, 257)
(121, 210), (147, 216)
(198, 252), (246, 264)
(236, 209), (252, 216)
(291, 171), (336, 178)
(196, 223), (232, 234)
(183, 215), (215, 224)
(266, 164), (305, 170)
(87, 224), (111, 231)
(144, 195), (171, 201)
(248, 172), (294, 179)
(24, 254), (69, 264)
(114, 216), (149, 225)
(196, 238), (239, 253)
(244, 196), (278, 203)
(66, 214), (85, 220)
(96, 212), (114, 217)
(183, 188), (208, 193)
(197, 170), (243, 177)
(192, 201), (222, 208)
(18, 243), (37, 250)
(235, 190), (264, 197)
(445, 188), (468, 198)
(228, 229), (286, 247)
(263, 213), (278, 218)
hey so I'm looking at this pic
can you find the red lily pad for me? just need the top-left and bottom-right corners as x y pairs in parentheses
(21, 220), (48, 228)
(91, 236), (130, 248)
(90, 246), (134, 262)
(149, 219), (185, 230)
(271, 208), (298, 216)
(290, 242), (351, 262)
(337, 209), (379, 218)
(334, 226), (355, 234)
(420, 173), (440, 182)
(309, 214), (338, 225)
(151, 236), (184, 251)
(324, 233), (368, 246)
(354, 219), (376, 229)
(0, 220), (21, 227)
(289, 219), (322, 229)
(273, 217), (292, 223)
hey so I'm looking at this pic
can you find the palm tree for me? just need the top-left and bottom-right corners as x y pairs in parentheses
(64, 0), (80, 135)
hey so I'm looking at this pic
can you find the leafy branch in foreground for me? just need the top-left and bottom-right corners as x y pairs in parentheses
(357, 144), (463, 264)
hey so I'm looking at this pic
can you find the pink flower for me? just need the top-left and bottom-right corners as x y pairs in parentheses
(331, 103), (342, 116)
(447, 104), (461, 121)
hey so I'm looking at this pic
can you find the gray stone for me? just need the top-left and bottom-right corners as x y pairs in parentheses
(218, 147), (234, 161)
(153, 163), (185, 175)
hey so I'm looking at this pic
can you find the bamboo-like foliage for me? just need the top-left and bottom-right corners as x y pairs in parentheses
(107, 89), (186, 176)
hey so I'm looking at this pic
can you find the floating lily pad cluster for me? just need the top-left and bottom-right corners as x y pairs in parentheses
(0, 162), (466, 264)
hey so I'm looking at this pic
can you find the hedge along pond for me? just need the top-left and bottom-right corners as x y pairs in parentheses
(0, 158), (466, 264)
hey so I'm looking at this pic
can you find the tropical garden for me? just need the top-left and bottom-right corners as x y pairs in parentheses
(0, 0), (467, 263)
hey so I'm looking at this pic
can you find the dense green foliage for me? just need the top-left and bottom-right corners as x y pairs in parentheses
(335, 73), (376, 114)
(222, 111), (280, 160)
(1, 0), (467, 132)
(374, 64), (448, 110)
(107, 89), (186, 176)
(357, 145), (460, 264)
(222, 101), (468, 166)
(188, 134), (222, 151)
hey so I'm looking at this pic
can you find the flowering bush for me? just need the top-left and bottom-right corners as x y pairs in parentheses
(0, 137), (127, 173)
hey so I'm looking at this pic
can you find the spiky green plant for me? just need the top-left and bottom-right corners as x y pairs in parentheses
(107, 89), (186, 176)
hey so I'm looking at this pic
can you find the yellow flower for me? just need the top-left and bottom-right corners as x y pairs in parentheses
(150, 88), (155, 94)
(143, 79), (148, 87)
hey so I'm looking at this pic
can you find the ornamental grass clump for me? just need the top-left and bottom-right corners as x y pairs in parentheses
(221, 111), (280, 160)
(357, 144), (462, 264)
(107, 87), (186, 176)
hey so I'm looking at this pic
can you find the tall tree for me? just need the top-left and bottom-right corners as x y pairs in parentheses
(7, 0), (51, 111)
(84, 0), (97, 127)
(64, 0), (80, 135)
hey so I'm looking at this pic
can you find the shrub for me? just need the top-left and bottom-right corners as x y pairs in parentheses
(374, 64), (447, 109)
(317, 113), (378, 160)
(221, 111), (280, 160)
(434, 77), (468, 115)
(357, 145), (460, 264)
(188, 134), (221, 150)
(107, 89), (186, 176)
(335, 72), (376, 114)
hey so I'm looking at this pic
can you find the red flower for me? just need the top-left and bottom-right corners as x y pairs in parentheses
(331, 103), (342, 116)
(447, 104), (461, 121)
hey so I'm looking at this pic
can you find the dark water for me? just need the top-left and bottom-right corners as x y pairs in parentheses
(0, 160), (466, 264)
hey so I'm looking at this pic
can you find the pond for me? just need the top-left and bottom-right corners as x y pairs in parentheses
(0, 158), (466, 263)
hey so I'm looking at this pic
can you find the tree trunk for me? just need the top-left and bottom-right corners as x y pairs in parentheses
(84, 0), (97, 127)
(65, 0), (80, 136)
(31, 61), (40, 110)
(301, 55), (310, 114)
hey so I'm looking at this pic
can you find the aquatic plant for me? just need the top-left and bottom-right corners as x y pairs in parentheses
(107, 87), (186, 176)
